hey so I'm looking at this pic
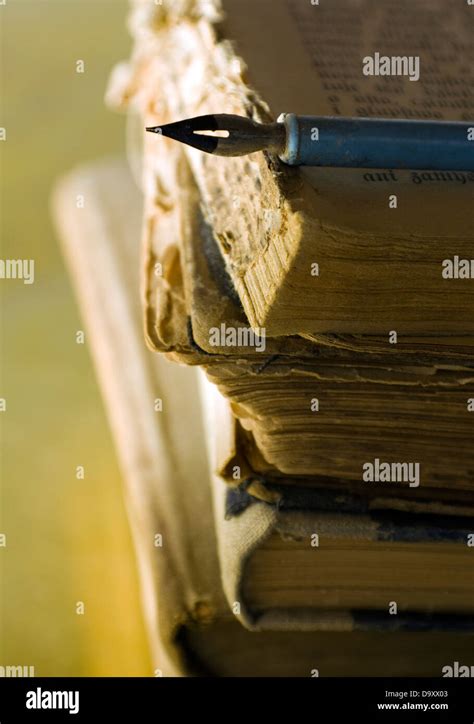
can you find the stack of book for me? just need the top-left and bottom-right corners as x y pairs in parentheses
(55, 0), (474, 675)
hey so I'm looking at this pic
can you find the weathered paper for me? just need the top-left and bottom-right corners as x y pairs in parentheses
(115, 0), (474, 335)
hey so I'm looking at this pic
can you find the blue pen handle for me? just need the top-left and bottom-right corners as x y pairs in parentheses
(279, 114), (474, 170)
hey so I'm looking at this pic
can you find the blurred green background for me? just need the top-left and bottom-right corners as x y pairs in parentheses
(0, 0), (151, 675)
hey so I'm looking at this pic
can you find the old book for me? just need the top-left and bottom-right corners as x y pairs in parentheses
(52, 158), (228, 676)
(200, 374), (474, 635)
(52, 158), (327, 677)
(54, 157), (465, 677)
(104, 0), (474, 496)
(52, 157), (474, 676)
(111, 123), (474, 505)
(110, 0), (474, 337)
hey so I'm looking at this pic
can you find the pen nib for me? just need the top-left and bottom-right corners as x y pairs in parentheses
(146, 114), (285, 157)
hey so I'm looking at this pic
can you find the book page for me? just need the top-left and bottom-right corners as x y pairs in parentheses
(222, 0), (474, 235)
(223, 0), (474, 121)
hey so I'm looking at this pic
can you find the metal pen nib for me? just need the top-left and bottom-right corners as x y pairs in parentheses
(146, 114), (285, 157)
(146, 112), (474, 170)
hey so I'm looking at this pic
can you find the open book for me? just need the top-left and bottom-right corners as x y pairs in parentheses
(110, 0), (474, 337)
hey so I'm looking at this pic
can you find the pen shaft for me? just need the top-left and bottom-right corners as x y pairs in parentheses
(279, 114), (474, 170)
